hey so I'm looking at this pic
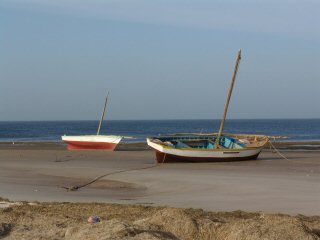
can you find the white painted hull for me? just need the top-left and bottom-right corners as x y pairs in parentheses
(62, 135), (123, 151)
(147, 138), (264, 163)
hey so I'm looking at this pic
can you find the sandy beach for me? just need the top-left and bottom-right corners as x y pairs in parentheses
(0, 142), (320, 239)
(0, 142), (319, 215)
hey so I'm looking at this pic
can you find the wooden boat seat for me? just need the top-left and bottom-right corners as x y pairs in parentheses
(207, 140), (216, 149)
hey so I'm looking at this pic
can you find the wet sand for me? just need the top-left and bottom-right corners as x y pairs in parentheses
(0, 142), (319, 216)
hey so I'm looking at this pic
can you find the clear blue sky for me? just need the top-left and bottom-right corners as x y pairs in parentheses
(1, 0), (319, 120)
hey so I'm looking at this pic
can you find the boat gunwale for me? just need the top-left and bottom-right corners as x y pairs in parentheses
(62, 135), (123, 144)
(147, 137), (269, 152)
(160, 144), (264, 152)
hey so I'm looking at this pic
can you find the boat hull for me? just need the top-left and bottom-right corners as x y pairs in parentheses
(154, 150), (260, 163)
(63, 140), (118, 151)
(62, 135), (122, 151)
(147, 137), (265, 163)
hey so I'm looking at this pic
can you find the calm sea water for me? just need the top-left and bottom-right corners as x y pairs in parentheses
(0, 119), (319, 142)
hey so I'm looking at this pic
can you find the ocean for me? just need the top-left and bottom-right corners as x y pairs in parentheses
(0, 119), (319, 143)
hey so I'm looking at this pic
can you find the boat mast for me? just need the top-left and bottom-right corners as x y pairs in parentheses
(215, 50), (242, 146)
(97, 92), (110, 135)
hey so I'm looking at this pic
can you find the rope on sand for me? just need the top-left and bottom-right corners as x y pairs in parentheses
(268, 141), (320, 169)
(54, 154), (85, 162)
(267, 141), (313, 164)
(60, 164), (159, 191)
(268, 141), (290, 160)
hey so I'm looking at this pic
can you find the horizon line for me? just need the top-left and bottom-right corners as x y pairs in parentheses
(1, 117), (320, 122)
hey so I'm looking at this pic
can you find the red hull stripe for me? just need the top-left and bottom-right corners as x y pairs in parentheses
(63, 140), (118, 151)
(155, 151), (260, 163)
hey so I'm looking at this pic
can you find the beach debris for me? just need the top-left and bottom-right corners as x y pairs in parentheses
(87, 216), (101, 224)
(61, 186), (80, 191)
(0, 223), (12, 237)
(0, 201), (23, 209)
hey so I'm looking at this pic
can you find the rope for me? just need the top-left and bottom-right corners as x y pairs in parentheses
(161, 153), (167, 164)
(268, 141), (320, 167)
(54, 153), (86, 162)
(268, 141), (290, 160)
(60, 163), (159, 191)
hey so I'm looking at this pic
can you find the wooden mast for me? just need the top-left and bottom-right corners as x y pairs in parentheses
(215, 50), (242, 147)
(97, 92), (110, 135)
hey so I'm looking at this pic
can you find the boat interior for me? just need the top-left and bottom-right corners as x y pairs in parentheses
(153, 135), (269, 150)
(158, 136), (244, 149)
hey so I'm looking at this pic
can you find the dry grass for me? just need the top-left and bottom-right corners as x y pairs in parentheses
(0, 197), (9, 202)
(0, 201), (319, 240)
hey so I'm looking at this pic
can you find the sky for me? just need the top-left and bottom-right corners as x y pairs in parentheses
(1, 0), (319, 120)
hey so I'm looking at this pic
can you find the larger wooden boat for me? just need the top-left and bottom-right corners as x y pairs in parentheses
(62, 93), (123, 151)
(147, 134), (269, 163)
(147, 50), (270, 162)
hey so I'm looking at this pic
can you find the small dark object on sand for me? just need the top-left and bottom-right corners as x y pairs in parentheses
(0, 223), (12, 237)
(87, 216), (101, 224)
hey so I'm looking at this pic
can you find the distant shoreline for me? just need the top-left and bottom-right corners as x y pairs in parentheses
(0, 141), (151, 151)
(0, 141), (320, 151)
(1, 118), (320, 122)
(1, 119), (319, 143)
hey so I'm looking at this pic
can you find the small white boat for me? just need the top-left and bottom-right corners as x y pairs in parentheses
(62, 135), (123, 151)
(62, 93), (123, 151)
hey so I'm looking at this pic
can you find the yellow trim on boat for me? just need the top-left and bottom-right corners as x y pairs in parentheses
(160, 144), (263, 151)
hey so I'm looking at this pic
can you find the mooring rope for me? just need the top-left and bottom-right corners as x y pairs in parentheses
(60, 163), (159, 191)
(268, 140), (320, 169)
(268, 141), (290, 160)
(161, 153), (167, 164)
(54, 153), (86, 162)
